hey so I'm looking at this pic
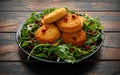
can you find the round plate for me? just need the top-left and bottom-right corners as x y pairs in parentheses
(16, 20), (104, 63)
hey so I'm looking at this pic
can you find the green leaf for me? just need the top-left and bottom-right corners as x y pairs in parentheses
(21, 41), (30, 47)
(19, 7), (104, 64)
(34, 53), (48, 58)
(81, 50), (89, 55)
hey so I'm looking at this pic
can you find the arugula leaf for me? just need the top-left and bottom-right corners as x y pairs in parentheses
(64, 7), (76, 14)
(21, 41), (30, 47)
(34, 53), (48, 58)
(19, 7), (104, 63)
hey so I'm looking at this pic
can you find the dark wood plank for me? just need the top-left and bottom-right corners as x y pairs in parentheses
(0, 12), (120, 21)
(0, 1), (120, 12)
(0, 61), (120, 75)
(0, 33), (120, 61)
(104, 33), (120, 48)
(1, 0), (120, 2)
(0, 12), (120, 32)
(0, 32), (120, 48)
(0, 1), (119, 75)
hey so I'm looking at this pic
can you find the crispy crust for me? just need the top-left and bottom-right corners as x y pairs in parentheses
(41, 8), (67, 24)
(56, 14), (84, 33)
(35, 24), (61, 43)
(62, 30), (86, 47)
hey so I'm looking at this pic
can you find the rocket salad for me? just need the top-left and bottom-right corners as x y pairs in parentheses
(18, 7), (104, 63)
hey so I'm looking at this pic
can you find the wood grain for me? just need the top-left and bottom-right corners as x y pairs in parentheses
(1, 0), (120, 2)
(0, 12), (120, 32)
(0, 33), (120, 61)
(0, 1), (120, 75)
(0, 1), (120, 12)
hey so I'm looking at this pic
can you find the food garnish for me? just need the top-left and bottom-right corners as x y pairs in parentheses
(19, 7), (103, 63)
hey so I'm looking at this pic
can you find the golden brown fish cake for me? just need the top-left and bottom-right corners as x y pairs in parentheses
(62, 30), (86, 47)
(35, 24), (61, 43)
(56, 14), (83, 33)
(41, 8), (67, 24)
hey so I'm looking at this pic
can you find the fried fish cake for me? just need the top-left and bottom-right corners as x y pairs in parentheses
(56, 14), (83, 33)
(62, 30), (86, 47)
(41, 8), (67, 24)
(35, 24), (61, 43)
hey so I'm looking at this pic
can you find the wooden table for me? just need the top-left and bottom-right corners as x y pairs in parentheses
(0, 0), (120, 75)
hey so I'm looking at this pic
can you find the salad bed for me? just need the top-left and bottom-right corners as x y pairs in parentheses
(18, 7), (104, 63)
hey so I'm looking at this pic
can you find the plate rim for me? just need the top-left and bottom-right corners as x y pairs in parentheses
(16, 19), (104, 63)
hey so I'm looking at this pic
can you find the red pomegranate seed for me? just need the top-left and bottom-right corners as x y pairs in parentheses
(64, 17), (68, 22)
(76, 14), (79, 16)
(70, 48), (74, 52)
(42, 16), (44, 19)
(30, 33), (34, 38)
(51, 53), (57, 59)
(72, 14), (76, 19)
(72, 36), (77, 41)
(87, 29), (91, 32)
(93, 41), (97, 46)
(41, 29), (46, 33)
(35, 20), (39, 24)
(27, 45), (33, 50)
(39, 23), (43, 27)
(52, 54), (57, 58)
(35, 20), (42, 26)
(45, 24), (48, 29)
(84, 45), (90, 50)
(41, 25), (49, 33)
(92, 30), (96, 34)
(48, 41), (54, 44)
(31, 39), (35, 44)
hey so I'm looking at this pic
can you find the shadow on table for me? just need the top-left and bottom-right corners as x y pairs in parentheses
(18, 49), (101, 75)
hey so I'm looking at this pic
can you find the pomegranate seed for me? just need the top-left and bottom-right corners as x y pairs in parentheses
(70, 48), (74, 52)
(41, 29), (46, 33)
(64, 17), (68, 22)
(39, 23), (43, 27)
(35, 20), (43, 26)
(41, 25), (49, 33)
(75, 14), (80, 16)
(72, 14), (76, 19)
(87, 29), (91, 32)
(92, 31), (96, 34)
(35, 20), (39, 24)
(29, 24), (32, 27)
(27, 45), (33, 50)
(93, 41), (97, 46)
(31, 39), (35, 44)
(48, 41), (54, 44)
(42, 16), (44, 19)
(51, 53), (57, 59)
(52, 54), (57, 58)
(30, 33), (34, 38)
(84, 45), (90, 50)
(45, 24), (48, 29)
(35, 20), (42, 26)
(72, 36), (77, 41)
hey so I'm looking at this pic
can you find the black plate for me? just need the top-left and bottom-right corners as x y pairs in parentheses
(16, 20), (104, 63)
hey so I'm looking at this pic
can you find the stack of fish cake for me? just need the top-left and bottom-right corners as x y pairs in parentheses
(35, 7), (86, 47)
(56, 13), (86, 47)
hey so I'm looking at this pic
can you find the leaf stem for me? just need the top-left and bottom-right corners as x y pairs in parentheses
(27, 44), (52, 60)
